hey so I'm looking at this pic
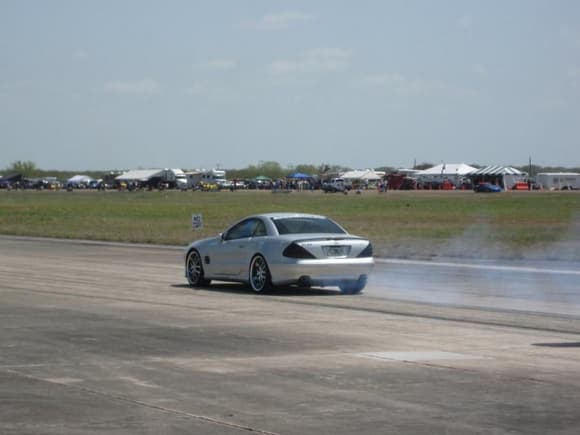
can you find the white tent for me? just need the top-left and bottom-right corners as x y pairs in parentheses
(341, 169), (385, 182)
(469, 166), (527, 189)
(416, 163), (477, 186)
(417, 163), (477, 176)
(469, 165), (525, 177)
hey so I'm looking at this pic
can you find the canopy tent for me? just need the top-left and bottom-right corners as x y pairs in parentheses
(341, 169), (385, 182)
(286, 172), (312, 179)
(469, 165), (525, 176)
(468, 166), (527, 190)
(416, 163), (477, 188)
(417, 163), (477, 176)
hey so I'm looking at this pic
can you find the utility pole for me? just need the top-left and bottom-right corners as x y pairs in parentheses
(528, 156), (533, 191)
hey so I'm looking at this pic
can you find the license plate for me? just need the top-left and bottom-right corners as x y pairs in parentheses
(323, 245), (350, 258)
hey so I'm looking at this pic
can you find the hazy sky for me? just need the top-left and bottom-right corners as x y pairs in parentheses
(1, 1), (579, 170)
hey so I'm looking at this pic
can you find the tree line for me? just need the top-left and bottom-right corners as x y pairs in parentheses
(2, 160), (580, 180)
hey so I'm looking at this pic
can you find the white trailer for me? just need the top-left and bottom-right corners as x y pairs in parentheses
(185, 169), (228, 189)
(164, 168), (188, 189)
(536, 173), (580, 190)
(185, 171), (204, 189)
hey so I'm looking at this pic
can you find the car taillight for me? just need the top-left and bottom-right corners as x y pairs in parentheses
(357, 243), (373, 258)
(283, 243), (316, 259)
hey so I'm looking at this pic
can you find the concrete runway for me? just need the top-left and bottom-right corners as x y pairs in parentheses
(1, 236), (580, 434)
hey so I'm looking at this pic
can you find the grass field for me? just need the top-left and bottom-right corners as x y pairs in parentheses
(1, 189), (579, 260)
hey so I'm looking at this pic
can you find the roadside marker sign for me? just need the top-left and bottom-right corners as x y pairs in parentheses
(192, 214), (203, 230)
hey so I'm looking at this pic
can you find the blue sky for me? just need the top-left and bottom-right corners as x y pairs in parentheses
(1, 1), (579, 170)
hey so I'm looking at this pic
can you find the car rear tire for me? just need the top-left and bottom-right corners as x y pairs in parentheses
(249, 254), (272, 292)
(186, 249), (210, 287)
(339, 277), (366, 295)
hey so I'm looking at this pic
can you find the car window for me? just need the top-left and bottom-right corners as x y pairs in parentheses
(272, 217), (346, 235)
(225, 218), (266, 240)
(225, 219), (255, 240)
(252, 220), (267, 237)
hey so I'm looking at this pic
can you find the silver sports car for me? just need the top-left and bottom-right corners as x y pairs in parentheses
(185, 212), (374, 294)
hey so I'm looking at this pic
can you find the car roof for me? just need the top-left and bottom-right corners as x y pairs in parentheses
(249, 212), (328, 220)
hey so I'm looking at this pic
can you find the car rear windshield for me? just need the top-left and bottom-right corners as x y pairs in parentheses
(272, 217), (346, 235)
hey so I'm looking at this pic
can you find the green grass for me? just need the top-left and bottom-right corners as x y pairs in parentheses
(1, 190), (579, 259)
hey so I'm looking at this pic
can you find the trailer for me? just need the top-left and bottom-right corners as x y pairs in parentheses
(148, 169), (188, 190)
(536, 173), (580, 190)
(186, 169), (228, 189)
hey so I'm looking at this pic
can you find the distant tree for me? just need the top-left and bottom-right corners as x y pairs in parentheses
(317, 163), (349, 175)
(227, 161), (285, 180)
(375, 166), (396, 173)
(228, 166), (257, 180)
(258, 161), (284, 179)
(414, 162), (434, 170)
(227, 161), (358, 180)
(6, 160), (39, 177)
(512, 164), (580, 176)
(291, 164), (319, 176)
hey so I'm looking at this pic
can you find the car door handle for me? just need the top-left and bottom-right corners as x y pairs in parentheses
(239, 244), (245, 248)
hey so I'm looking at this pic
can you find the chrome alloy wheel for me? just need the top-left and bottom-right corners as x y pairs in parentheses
(186, 250), (205, 286)
(249, 255), (271, 292)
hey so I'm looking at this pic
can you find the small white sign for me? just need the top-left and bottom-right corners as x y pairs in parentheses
(191, 214), (203, 230)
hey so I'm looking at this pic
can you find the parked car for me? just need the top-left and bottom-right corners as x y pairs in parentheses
(185, 213), (374, 294)
(474, 182), (502, 193)
(322, 178), (350, 193)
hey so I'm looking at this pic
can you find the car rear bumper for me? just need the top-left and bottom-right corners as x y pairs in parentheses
(269, 257), (374, 286)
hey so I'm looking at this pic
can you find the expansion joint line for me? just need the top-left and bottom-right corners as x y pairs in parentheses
(2, 368), (280, 435)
